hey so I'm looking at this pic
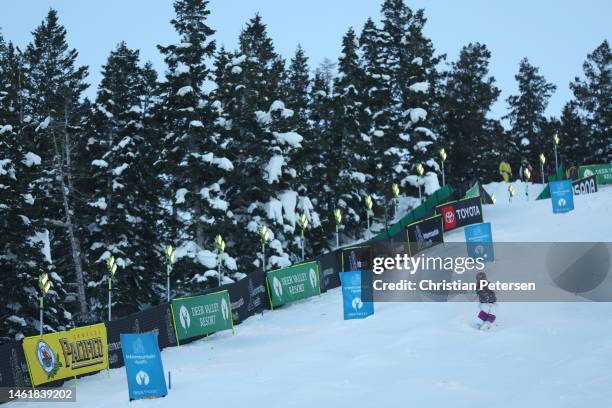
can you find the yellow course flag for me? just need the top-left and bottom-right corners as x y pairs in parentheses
(23, 323), (109, 386)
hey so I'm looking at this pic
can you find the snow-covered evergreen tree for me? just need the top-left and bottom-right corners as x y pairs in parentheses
(0, 32), (71, 339)
(83, 43), (163, 318)
(358, 18), (400, 227)
(570, 40), (611, 164)
(328, 28), (369, 242)
(440, 43), (501, 184)
(559, 101), (590, 167)
(158, 0), (235, 291)
(283, 46), (321, 258)
(23, 9), (90, 321)
(380, 0), (442, 200)
(225, 15), (305, 271)
(307, 63), (337, 253)
(504, 58), (556, 167)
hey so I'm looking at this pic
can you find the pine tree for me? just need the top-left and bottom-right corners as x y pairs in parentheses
(23, 9), (90, 321)
(504, 58), (556, 168)
(440, 43), (501, 184)
(328, 28), (369, 241)
(358, 18), (401, 227)
(559, 101), (590, 167)
(158, 0), (235, 291)
(380, 0), (443, 199)
(83, 43), (163, 318)
(308, 63), (337, 253)
(283, 46), (321, 258)
(0, 33), (71, 339)
(570, 40), (611, 164)
(226, 15), (305, 271)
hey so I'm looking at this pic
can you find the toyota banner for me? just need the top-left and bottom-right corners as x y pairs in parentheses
(435, 196), (484, 232)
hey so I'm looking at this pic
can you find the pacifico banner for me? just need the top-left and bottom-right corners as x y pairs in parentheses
(266, 261), (321, 308)
(22, 323), (109, 386)
(435, 196), (484, 233)
(171, 290), (234, 344)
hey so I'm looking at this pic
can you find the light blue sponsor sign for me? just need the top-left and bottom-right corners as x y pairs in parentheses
(121, 333), (167, 400)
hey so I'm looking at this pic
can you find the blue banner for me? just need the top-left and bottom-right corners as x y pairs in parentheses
(550, 180), (575, 214)
(464, 222), (494, 262)
(340, 271), (374, 320)
(120, 333), (167, 401)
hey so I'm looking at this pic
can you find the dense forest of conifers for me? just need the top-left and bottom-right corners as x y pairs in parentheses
(0, 0), (609, 342)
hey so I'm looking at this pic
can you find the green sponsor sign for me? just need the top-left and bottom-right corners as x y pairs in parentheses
(171, 290), (234, 343)
(578, 163), (612, 185)
(266, 261), (321, 308)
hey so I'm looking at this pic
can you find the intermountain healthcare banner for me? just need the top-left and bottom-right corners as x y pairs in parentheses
(266, 261), (321, 308)
(406, 214), (444, 256)
(435, 196), (483, 232)
(106, 303), (177, 369)
(171, 290), (234, 344)
(340, 271), (374, 320)
(578, 163), (612, 185)
(22, 323), (109, 386)
(464, 222), (494, 262)
(572, 175), (598, 196)
(341, 246), (373, 272)
(550, 180), (575, 214)
(121, 333), (167, 400)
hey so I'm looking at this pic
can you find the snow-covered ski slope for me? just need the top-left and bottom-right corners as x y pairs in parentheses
(15, 184), (612, 408)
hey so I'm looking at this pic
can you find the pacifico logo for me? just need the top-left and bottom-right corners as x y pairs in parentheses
(221, 297), (229, 321)
(36, 340), (57, 375)
(135, 370), (150, 386)
(272, 276), (283, 297)
(309, 268), (317, 289)
(179, 305), (191, 330)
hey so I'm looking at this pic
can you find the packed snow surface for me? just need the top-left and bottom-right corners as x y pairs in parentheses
(13, 185), (612, 408)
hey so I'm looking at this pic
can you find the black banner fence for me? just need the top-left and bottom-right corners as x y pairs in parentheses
(315, 250), (342, 293)
(106, 303), (177, 369)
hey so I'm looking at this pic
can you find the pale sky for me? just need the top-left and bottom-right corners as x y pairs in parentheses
(0, 0), (610, 120)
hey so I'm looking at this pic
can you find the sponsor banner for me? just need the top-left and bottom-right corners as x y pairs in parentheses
(266, 261), (321, 308)
(578, 163), (612, 185)
(171, 291), (234, 343)
(435, 196), (484, 232)
(464, 222), (494, 262)
(572, 175), (598, 196)
(22, 323), (108, 386)
(340, 271), (374, 320)
(406, 215), (444, 256)
(0, 341), (33, 397)
(226, 271), (267, 325)
(106, 303), (177, 369)
(121, 333), (167, 400)
(315, 250), (342, 293)
(341, 246), (373, 272)
(550, 180), (575, 214)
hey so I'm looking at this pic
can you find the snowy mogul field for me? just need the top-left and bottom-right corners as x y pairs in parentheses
(10, 183), (611, 408)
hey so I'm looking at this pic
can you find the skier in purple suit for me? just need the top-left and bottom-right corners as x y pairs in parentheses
(476, 272), (497, 330)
